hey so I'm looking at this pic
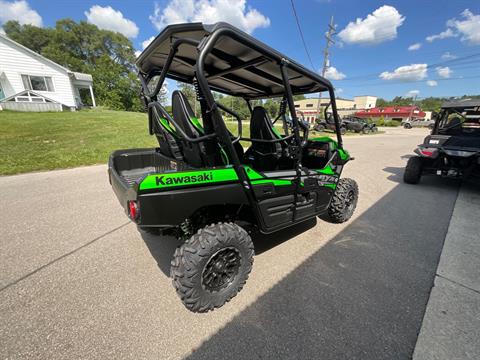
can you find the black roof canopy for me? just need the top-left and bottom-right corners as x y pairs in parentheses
(136, 22), (332, 99)
(441, 98), (480, 109)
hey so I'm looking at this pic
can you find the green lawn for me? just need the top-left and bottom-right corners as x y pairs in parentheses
(0, 109), (368, 175)
(0, 109), (157, 175)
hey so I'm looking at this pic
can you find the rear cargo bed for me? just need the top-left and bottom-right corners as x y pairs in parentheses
(110, 148), (190, 187)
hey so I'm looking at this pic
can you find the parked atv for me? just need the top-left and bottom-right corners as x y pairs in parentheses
(314, 113), (347, 135)
(404, 99), (480, 184)
(342, 115), (378, 134)
(108, 22), (358, 312)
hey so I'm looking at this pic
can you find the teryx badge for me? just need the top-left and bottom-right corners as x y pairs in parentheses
(317, 174), (338, 186)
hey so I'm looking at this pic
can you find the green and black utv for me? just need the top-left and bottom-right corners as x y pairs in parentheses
(108, 22), (358, 312)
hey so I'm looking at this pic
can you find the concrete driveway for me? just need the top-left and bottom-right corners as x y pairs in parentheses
(0, 128), (461, 359)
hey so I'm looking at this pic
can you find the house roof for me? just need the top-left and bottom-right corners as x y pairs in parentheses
(0, 33), (92, 83)
(441, 98), (480, 109)
(355, 106), (426, 117)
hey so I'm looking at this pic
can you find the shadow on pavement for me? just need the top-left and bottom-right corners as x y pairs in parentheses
(186, 177), (459, 360)
(141, 232), (179, 276)
(141, 218), (317, 277)
(383, 164), (464, 186)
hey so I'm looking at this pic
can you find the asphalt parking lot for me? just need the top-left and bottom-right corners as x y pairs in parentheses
(0, 128), (462, 359)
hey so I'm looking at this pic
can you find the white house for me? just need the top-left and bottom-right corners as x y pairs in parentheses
(0, 33), (95, 112)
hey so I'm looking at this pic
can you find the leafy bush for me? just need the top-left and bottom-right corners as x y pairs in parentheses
(384, 120), (401, 127)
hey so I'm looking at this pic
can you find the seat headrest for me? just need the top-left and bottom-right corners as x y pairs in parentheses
(172, 90), (195, 119)
(252, 106), (270, 121)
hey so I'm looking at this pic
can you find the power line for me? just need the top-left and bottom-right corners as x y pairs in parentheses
(290, 0), (315, 70)
(337, 52), (480, 82)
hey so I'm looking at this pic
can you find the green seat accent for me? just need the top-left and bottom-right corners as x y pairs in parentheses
(271, 126), (282, 138)
(159, 117), (176, 135)
(187, 116), (231, 165)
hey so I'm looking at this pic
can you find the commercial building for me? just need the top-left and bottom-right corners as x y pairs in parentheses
(355, 106), (426, 121)
(294, 95), (377, 123)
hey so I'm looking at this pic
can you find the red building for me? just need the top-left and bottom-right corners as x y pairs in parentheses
(355, 106), (426, 121)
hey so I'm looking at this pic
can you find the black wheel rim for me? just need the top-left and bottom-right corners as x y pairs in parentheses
(345, 190), (356, 213)
(202, 247), (241, 292)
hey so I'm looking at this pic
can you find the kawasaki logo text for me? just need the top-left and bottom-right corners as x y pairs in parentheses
(155, 172), (213, 186)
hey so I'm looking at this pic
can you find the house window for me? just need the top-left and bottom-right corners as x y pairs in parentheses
(306, 103), (313, 108)
(0, 83), (4, 100)
(21, 75), (54, 92)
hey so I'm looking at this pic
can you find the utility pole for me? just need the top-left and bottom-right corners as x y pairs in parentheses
(408, 94), (418, 122)
(316, 16), (336, 121)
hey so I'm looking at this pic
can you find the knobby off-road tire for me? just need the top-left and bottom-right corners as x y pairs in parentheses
(362, 126), (370, 134)
(315, 124), (326, 132)
(327, 178), (359, 223)
(171, 223), (254, 313)
(403, 156), (423, 184)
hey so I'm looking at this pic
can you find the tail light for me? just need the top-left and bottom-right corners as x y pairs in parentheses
(128, 201), (139, 220)
(415, 147), (438, 158)
(420, 149), (434, 157)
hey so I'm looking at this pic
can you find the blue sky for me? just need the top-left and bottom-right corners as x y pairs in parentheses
(1, 0), (479, 100)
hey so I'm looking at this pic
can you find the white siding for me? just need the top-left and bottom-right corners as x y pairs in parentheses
(0, 37), (76, 107)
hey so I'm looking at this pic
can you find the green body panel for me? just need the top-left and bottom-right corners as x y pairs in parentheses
(316, 165), (335, 175)
(251, 179), (292, 186)
(311, 136), (350, 161)
(139, 166), (263, 191)
(138, 163), (339, 191)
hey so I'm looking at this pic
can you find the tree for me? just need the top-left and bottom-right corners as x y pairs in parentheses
(3, 19), (141, 111)
(3, 21), (53, 54)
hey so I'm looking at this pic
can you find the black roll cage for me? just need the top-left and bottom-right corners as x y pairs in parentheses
(137, 26), (344, 217)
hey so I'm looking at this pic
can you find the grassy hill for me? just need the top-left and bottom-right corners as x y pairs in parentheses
(0, 109), (156, 175)
(0, 108), (361, 176)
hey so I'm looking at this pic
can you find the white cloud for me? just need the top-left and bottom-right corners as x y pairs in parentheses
(0, 0), (42, 27)
(336, 88), (344, 93)
(324, 66), (346, 80)
(426, 28), (456, 42)
(379, 64), (428, 82)
(85, 5), (139, 38)
(141, 36), (155, 50)
(149, 0), (270, 34)
(135, 50), (142, 58)
(406, 90), (420, 97)
(425, 9), (480, 45)
(338, 5), (405, 45)
(436, 66), (451, 78)
(408, 43), (421, 51)
(447, 9), (480, 45)
(441, 52), (457, 60)
(426, 80), (438, 87)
